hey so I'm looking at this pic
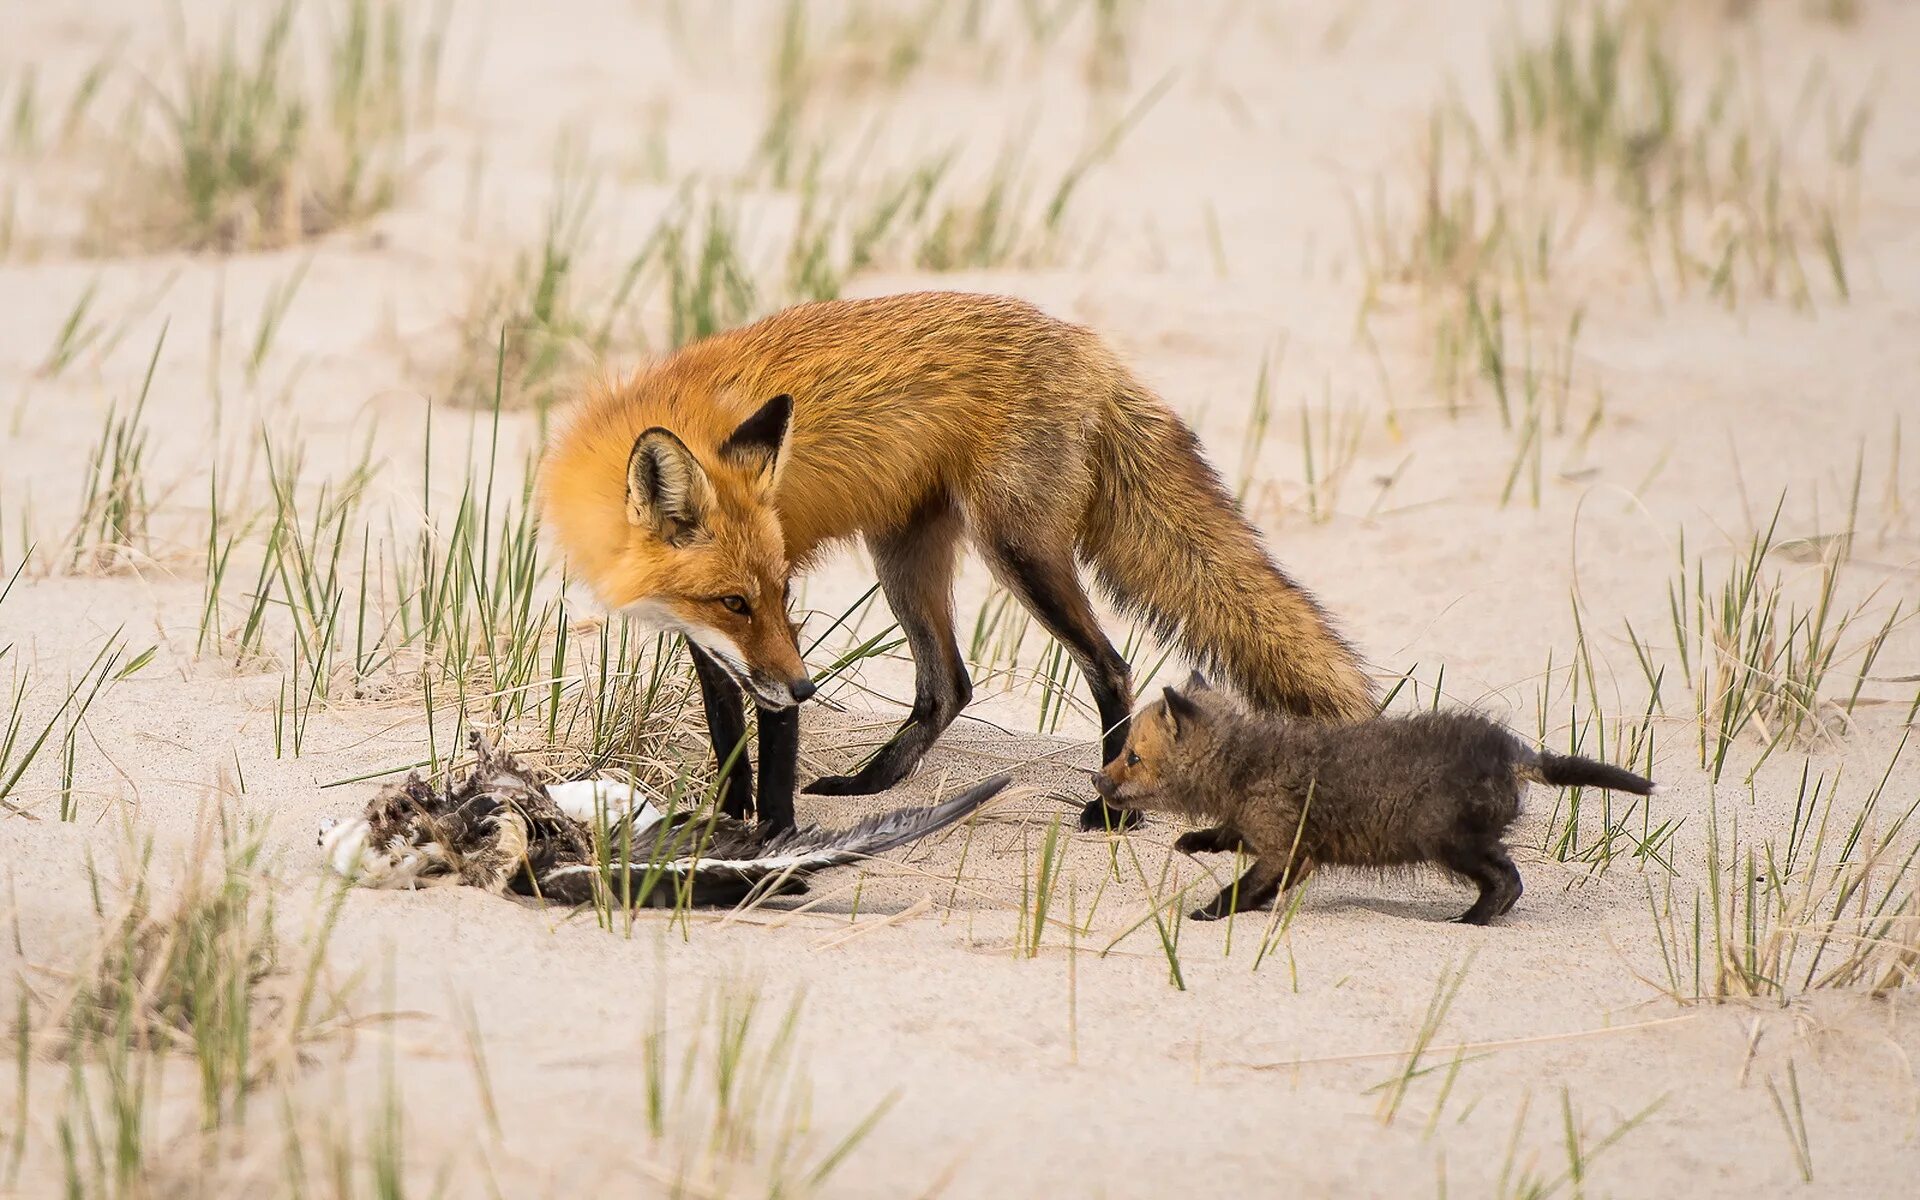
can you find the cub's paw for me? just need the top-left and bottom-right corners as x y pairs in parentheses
(1174, 827), (1242, 855)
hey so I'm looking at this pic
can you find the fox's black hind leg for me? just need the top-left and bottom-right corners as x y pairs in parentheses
(804, 497), (971, 797)
(977, 534), (1137, 832)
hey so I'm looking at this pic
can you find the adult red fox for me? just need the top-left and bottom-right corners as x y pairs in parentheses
(539, 292), (1372, 831)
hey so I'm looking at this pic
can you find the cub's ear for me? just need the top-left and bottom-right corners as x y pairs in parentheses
(1184, 670), (1212, 692)
(1161, 686), (1204, 739)
(719, 393), (794, 486)
(626, 429), (713, 545)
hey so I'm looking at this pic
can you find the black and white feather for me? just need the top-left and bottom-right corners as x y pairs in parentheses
(319, 733), (1009, 908)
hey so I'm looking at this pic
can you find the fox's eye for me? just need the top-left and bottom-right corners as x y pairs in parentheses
(1126, 751), (1140, 767)
(720, 595), (750, 616)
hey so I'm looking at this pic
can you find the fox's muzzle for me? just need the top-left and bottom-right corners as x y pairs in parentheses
(747, 672), (818, 709)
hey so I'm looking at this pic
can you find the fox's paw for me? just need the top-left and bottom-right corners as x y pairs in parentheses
(1078, 799), (1143, 833)
(1189, 904), (1229, 922)
(802, 771), (890, 797)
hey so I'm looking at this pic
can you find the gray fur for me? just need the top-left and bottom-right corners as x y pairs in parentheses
(1096, 685), (1654, 924)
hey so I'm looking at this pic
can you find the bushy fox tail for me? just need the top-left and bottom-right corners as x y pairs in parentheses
(1518, 749), (1656, 795)
(1079, 381), (1375, 722)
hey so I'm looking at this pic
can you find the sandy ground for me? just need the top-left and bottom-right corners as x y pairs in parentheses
(4, 0), (1920, 1195)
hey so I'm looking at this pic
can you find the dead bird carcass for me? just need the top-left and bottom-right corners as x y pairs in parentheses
(319, 734), (1010, 908)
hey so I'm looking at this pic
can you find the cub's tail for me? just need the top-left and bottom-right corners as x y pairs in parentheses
(1518, 749), (1656, 796)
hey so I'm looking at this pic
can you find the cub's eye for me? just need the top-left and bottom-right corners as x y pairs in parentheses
(720, 595), (751, 616)
(1126, 751), (1140, 767)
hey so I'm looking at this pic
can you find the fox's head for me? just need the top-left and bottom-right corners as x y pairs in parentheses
(1095, 673), (1221, 813)
(541, 392), (814, 709)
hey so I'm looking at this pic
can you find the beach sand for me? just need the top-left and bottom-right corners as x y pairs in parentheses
(3, 1), (1919, 1194)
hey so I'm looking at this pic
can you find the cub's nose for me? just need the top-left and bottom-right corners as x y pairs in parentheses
(789, 677), (817, 702)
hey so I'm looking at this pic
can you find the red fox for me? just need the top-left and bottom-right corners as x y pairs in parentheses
(539, 292), (1373, 831)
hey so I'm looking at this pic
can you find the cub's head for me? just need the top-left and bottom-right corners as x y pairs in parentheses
(1095, 673), (1221, 813)
(541, 391), (814, 708)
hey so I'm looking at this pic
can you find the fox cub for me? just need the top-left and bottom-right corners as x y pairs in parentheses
(1095, 675), (1656, 924)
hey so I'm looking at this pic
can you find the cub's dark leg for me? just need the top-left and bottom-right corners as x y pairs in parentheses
(1489, 844), (1523, 915)
(1445, 843), (1523, 925)
(804, 498), (971, 797)
(755, 703), (800, 833)
(1191, 855), (1307, 921)
(689, 643), (753, 820)
(1175, 825), (1247, 855)
(978, 535), (1135, 832)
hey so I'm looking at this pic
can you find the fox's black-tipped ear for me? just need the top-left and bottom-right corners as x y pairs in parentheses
(1162, 686), (1204, 738)
(720, 394), (793, 486)
(626, 429), (712, 545)
(1185, 670), (1212, 692)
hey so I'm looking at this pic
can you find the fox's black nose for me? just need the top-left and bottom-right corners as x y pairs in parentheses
(790, 678), (816, 702)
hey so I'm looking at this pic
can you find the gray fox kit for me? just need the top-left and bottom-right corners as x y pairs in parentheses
(1094, 676), (1655, 924)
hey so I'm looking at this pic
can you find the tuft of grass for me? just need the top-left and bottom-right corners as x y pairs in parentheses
(41, 794), (348, 1146)
(66, 329), (164, 573)
(637, 976), (897, 1196)
(1644, 738), (1920, 1004)
(0, 574), (132, 815)
(102, 0), (445, 251)
(445, 157), (610, 411)
(1656, 491), (1887, 781)
(1492, 0), (1866, 310)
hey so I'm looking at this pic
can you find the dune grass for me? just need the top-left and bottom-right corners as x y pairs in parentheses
(89, 0), (446, 251)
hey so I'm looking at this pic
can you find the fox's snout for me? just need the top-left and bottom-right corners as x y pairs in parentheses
(1092, 771), (1118, 800)
(742, 671), (817, 710)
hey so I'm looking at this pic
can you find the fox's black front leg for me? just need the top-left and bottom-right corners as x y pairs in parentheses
(755, 703), (798, 833)
(804, 503), (970, 797)
(689, 644), (754, 820)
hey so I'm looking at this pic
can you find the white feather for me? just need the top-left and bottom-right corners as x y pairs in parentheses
(546, 779), (667, 838)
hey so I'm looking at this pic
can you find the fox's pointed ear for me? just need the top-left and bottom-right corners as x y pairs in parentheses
(1185, 670), (1212, 692)
(719, 394), (793, 487)
(1162, 686), (1204, 739)
(626, 429), (712, 545)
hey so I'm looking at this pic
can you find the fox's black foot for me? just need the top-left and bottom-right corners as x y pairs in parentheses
(802, 770), (893, 797)
(1078, 799), (1143, 833)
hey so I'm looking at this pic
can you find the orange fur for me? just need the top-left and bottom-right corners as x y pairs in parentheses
(540, 292), (1373, 803)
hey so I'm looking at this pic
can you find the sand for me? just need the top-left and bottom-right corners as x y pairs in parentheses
(3, 0), (1920, 1195)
